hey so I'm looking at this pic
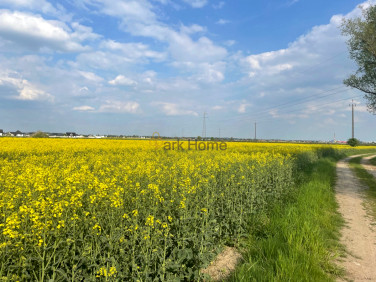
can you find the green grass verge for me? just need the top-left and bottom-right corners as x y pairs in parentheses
(229, 158), (344, 281)
(348, 156), (376, 218)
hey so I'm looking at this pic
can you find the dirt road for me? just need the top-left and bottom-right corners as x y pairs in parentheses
(336, 156), (376, 281)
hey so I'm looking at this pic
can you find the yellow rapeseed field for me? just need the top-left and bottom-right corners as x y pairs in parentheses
(0, 138), (374, 281)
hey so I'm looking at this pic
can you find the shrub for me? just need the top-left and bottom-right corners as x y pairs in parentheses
(347, 138), (360, 147)
(31, 131), (49, 138)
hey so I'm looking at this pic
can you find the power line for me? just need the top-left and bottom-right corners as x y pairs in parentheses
(250, 89), (350, 122)
(214, 49), (351, 125)
(217, 85), (348, 124)
(251, 86), (347, 116)
(220, 88), (354, 125)
(252, 94), (363, 124)
(221, 94), (362, 127)
(215, 48), (350, 125)
(248, 88), (351, 122)
(254, 87), (348, 117)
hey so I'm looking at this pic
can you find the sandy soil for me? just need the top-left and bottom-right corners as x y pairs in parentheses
(201, 246), (242, 281)
(336, 156), (376, 281)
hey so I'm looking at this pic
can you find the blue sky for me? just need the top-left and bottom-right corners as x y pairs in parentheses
(0, 0), (375, 141)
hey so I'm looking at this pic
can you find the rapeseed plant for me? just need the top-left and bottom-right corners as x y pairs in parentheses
(0, 138), (374, 280)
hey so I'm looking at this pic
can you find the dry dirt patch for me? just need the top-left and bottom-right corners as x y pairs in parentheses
(201, 246), (242, 281)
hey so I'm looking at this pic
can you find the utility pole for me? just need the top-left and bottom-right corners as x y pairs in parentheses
(349, 100), (356, 138)
(254, 122), (257, 140)
(202, 112), (207, 139)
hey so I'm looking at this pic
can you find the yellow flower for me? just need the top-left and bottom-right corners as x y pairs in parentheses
(145, 215), (154, 227)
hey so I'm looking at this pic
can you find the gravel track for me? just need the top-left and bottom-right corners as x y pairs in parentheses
(336, 155), (376, 281)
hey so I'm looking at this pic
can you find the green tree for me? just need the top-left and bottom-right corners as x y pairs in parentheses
(31, 131), (49, 138)
(347, 137), (360, 147)
(341, 5), (376, 111)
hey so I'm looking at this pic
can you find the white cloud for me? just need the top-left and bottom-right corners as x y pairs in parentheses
(74, 40), (166, 71)
(0, 0), (70, 20)
(78, 71), (103, 83)
(245, 56), (261, 70)
(17, 84), (51, 101)
(0, 10), (97, 52)
(74, 51), (127, 69)
(141, 71), (157, 85)
(82, 0), (156, 23)
(124, 24), (227, 63)
(73, 105), (95, 111)
(238, 103), (252, 113)
(0, 73), (53, 101)
(146, 76), (199, 93)
(240, 5), (368, 82)
(79, 0), (227, 64)
(216, 19), (230, 25)
(169, 36), (227, 63)
(244, 50), (296, 76)
(99, 100), (140, 113)
(182, 0), (208, 8)
(154, 102), (199, 116)
(152, 0), (170, 4)
(180, 24), (206, 34)
(197, 63), (225, 83)
(171, 61), (226, 83)
(0, 0), (374, 140)
(109, 75), (137, 86)
(213, 1), (225, 9)
(229, 4), (376, 126)
(224, 40), (236, 47)
(71, 22), (101, 41)
(100, 40), (166, 61)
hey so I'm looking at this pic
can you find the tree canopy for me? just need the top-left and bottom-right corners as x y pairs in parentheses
(31, 131), (49, 138)
(347, 137), (360, 147)
(342, 5), (376, 112)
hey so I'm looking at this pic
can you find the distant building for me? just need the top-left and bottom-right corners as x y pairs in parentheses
(0, 129), (3, 136)
(49, 133), (65, 137)
(66, 132), (77, 137)
(11, 130), (24, 137)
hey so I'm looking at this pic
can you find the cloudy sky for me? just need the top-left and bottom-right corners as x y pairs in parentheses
(0, 0), (375, 141)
